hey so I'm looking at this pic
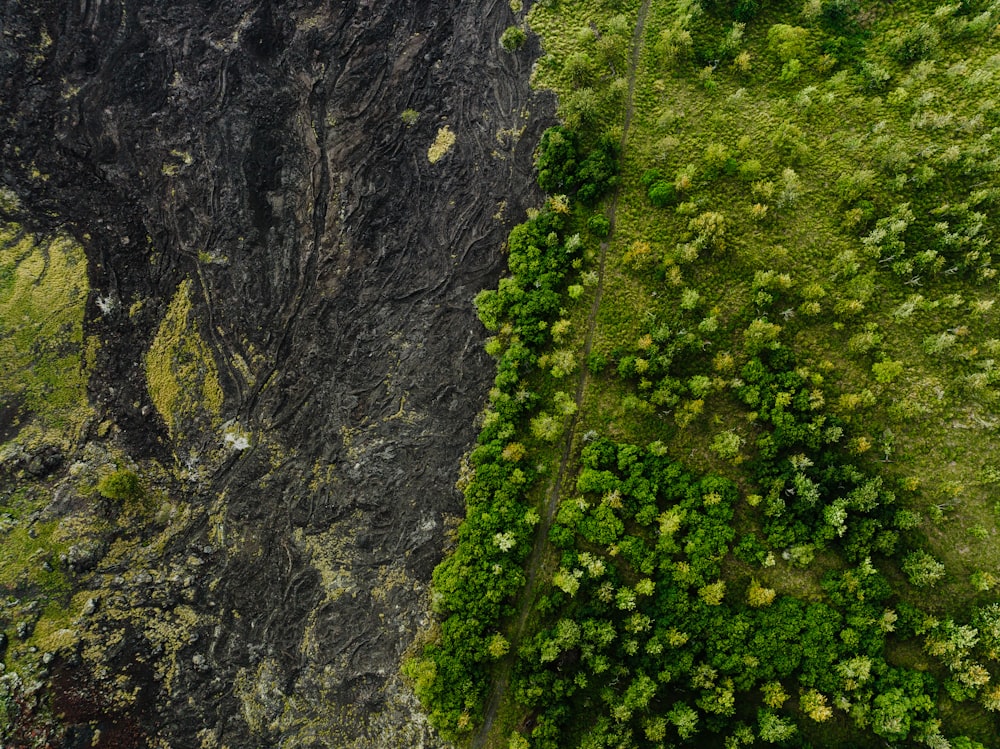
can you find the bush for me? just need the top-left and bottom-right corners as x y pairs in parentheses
(535, 126), (580, 194)
(587, 352), (607, 374)
(688, 210), (727, 252)
(860, 60), (891, 92)
(734, 0), (762, 22)
(97, 469), (144, 504)
(738, 159), (762, 181)
(500, 26), (527, 52)
(710, 430), (743, 461)
(587, 214), (611, 238)
(766, 24), (808, 62)
(575, 138), (620, 204)
(564, 51), (594, 86)
(891, 23), (938, 63)
(902, 550), (946, 587)
(97, 469), (149, 516)
(648, 180), (677, 207)
(821, 0), (860, 31)
(640, 168), (663, 187)
(535, 127), (619, 204)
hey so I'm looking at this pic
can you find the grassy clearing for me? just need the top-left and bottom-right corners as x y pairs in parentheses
(565, 0), (1000, 605)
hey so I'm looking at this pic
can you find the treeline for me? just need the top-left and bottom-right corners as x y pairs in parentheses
(405, 126), (618, 738)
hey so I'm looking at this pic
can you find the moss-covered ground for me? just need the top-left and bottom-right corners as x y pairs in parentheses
(0, 224), (92, 443)
(0, 224), (98, 728)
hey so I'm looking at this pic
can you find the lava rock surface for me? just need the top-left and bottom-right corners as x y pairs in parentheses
(0, 0), (552, 745)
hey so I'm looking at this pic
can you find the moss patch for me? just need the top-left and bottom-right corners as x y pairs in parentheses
(145, 279), (223, 439)
(0, 224), (92, 443)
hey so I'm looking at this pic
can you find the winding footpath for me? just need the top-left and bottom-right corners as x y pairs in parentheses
(471, 0), (652, 744)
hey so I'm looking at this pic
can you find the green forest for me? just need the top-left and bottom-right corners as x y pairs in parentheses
(408, 0), (1000, 746)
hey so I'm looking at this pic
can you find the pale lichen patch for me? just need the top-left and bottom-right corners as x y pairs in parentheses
(427, 126), (456, 163)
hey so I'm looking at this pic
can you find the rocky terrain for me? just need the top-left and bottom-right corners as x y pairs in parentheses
(0, 0), (551, 745)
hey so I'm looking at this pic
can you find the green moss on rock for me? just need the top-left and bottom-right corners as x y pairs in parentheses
(0, 225), (91, 442)
(145, 279), (223, 439)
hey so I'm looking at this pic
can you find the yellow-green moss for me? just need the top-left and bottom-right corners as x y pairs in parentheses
(144, 279), (224, 438)
(0, 225), (92, 441)
(31, 602), (78, 655)
(0, 515), (70, 597)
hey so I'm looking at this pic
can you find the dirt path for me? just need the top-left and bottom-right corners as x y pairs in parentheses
(470, 0), (651, 745)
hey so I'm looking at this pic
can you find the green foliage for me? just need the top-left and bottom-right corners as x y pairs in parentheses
(733, 0), (761, 22)
(535, 126), (619, 205)
(766, 24), (808, 63)
(145, 279), (223, 438)
(587, 214), (611, 238)
(97, 469), (144, 506)
(738, 158), (762, 182)
(902, 550), (946, 587)
(743, 318), (781, 354)
(859, 60), (891, 92)
(535, 126), (580, 195)
(647, 179), (677, 207)
(408, 108), (623, 738)
(890, 22), (939, 63)
(709, 430), (743, 461)
(500, 25), (527, 52)
(756, 710), (797, 743)
(819, 0), (860, 31)
(0, 227), (91, 437)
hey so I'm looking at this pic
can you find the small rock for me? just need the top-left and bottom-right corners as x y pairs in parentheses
(25, 448), (62, 477)
(16, 621), (32, 639)
(67, 541), (103, 572)
(81, 598), (98, 616)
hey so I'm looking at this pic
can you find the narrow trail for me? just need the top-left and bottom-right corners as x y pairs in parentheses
(471, 0), (652, 744)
